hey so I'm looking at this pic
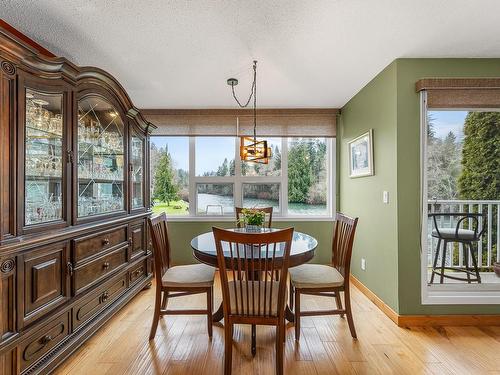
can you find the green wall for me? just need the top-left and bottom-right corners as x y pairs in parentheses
(396, 59), (500, 314)
(340, 58), (500, 315)
(167, 221), (333, 266)
(339, 62), (400, 313)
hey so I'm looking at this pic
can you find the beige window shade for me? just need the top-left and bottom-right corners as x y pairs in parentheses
(142, 109), (337, 137)
(416, 78), (500, 108)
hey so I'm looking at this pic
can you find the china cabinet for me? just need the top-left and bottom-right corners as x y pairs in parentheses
(0, 25), (154, 375)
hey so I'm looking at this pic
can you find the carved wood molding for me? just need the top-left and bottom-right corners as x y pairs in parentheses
(1, 60), (16, 76)
(0, 258), (15, 275)
(416, 78), (500, 92)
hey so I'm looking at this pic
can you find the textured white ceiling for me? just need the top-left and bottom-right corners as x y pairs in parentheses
(2, 0), (500, 108)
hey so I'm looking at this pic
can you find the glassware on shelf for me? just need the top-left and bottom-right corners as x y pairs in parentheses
(131, 136), (144, 209)
(77, 96), (125, 217)
(24, 88), (64, 226)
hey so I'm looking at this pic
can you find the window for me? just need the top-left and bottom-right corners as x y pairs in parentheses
(150, 136), (333, 218)
(419, 84), (500, 304)
(287, 138), (328, 215)
(150, 137), (189, 215)
(243, 183), (280, 212)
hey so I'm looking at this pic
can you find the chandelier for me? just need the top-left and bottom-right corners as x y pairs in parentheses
(227, 60), (272, 164)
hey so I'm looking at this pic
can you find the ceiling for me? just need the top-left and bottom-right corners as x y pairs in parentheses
(2, 0), (500, 109)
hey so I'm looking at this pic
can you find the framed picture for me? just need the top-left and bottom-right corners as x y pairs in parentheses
(348, 129), (374, 178)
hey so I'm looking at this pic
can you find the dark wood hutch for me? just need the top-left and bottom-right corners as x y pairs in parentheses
(0, 24), (154, 374)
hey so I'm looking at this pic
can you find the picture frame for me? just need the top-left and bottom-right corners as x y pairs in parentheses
(348, 129), (374, 178)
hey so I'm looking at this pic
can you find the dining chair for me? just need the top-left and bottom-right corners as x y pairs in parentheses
(235, 206), (274, 228)
(289, 213), (358, 340)
(148, 213), (215, 340)
(212, 227), (294, 375)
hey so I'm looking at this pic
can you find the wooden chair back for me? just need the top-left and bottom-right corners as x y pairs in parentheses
(332, 213), (358, 279)
(213, 227), (293, 318)
(235, 206), (274, 229)
(148, 213), (171, 289)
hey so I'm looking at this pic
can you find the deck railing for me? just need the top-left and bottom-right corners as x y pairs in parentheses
(427, 200), (500, 270)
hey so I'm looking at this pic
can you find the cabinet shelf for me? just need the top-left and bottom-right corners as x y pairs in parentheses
(78, 178), (124, 184)
(26, 175), (62, 181)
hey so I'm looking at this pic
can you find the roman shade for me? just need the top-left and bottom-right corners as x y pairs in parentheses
(416, 78), (500, 108)
(142, 109), (338, 137)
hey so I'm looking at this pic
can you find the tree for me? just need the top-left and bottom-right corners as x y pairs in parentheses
(273, 145), (281, 172)
(216, 158), (229, 176)
(426, 110), (463, 200)
(288, 141), (312, 203)
(458, 112), (500, 200)
(153, 151), (179, 205)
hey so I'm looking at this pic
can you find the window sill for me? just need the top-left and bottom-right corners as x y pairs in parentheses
(163, 215), (334, 222)
(422, 283), (500, 304)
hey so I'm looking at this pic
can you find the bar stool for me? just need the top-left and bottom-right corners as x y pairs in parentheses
(429, 213), (485, 284)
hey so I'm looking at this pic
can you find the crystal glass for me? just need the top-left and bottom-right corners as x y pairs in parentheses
(77, 96), (124, 217)
(24, 89), (64, 225)
(131, 135), (144, 209)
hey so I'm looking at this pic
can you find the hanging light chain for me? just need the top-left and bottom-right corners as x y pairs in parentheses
(230, 60), (258, 139)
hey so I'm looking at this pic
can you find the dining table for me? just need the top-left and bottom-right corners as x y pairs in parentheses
(191, 228), (318, 354)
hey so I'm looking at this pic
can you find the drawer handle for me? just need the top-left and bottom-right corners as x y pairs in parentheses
(128, 238), (133, 246)
(41, 335), (52, 345)
(103, 261), (110, 270)
(102, 238), (110, 246)
(101, 291), (109, 303)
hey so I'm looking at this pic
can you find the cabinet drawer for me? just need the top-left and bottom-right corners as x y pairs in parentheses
(72, 272), (127, 330)
(74, 225), (128, 263)
(73, 246), (127, 295)
(130, 220), (145, 260)
(19, 311), (70, 372)
(129, 259), (147, 286)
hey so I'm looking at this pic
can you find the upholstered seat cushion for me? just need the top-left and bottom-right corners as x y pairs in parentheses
(228, 280), (283, 316)
(161, 264), (215, 288)
(432, 228), (476, 240)
(289, 264), (344, 289)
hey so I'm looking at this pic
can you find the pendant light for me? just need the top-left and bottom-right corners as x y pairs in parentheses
(227, 60), (272, 164)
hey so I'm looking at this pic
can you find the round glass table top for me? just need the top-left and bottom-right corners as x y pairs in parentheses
(191, 228), (318, 268)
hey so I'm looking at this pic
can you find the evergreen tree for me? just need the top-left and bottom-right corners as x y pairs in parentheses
(216, 158), (229, 176)
(288, 141), (312, 203)
(273, 145), (281, 171)
(458, 112), (500, 200)
(153, 151), (179, 205)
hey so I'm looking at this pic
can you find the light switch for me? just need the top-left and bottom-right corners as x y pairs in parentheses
(383, 191), (389, 204)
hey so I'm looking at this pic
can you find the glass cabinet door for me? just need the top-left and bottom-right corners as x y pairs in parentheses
(24, 89), (64, 225)
(131, 134), (144, 209)
(77, 96), (125, 218)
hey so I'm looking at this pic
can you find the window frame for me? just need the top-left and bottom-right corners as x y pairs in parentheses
(420, 91), (500, 305)
(156, 136), (334, 221)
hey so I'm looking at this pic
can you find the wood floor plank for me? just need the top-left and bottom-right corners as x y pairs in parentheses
(53, 274), (500, 375)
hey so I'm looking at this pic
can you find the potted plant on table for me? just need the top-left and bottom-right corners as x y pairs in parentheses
(238, 208), (266, 232)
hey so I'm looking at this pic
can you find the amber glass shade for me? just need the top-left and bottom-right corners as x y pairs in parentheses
(239, 136), (272, 164)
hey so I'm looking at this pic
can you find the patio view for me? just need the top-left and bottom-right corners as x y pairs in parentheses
(426, 110), (500, 284)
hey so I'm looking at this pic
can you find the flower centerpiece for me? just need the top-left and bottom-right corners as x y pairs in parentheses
(238, 208), (266, 232)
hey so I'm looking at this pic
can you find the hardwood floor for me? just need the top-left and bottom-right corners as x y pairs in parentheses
(54, 274), (500, 375)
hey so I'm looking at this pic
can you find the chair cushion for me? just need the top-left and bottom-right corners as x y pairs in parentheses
(228, 280), (282, 316)
(289, 264), (344, 289)
(432, 228), (476, 240)
(162, 264), (215, 288)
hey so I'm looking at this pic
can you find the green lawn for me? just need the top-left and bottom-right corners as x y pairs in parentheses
(152, 200), (189, 215)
